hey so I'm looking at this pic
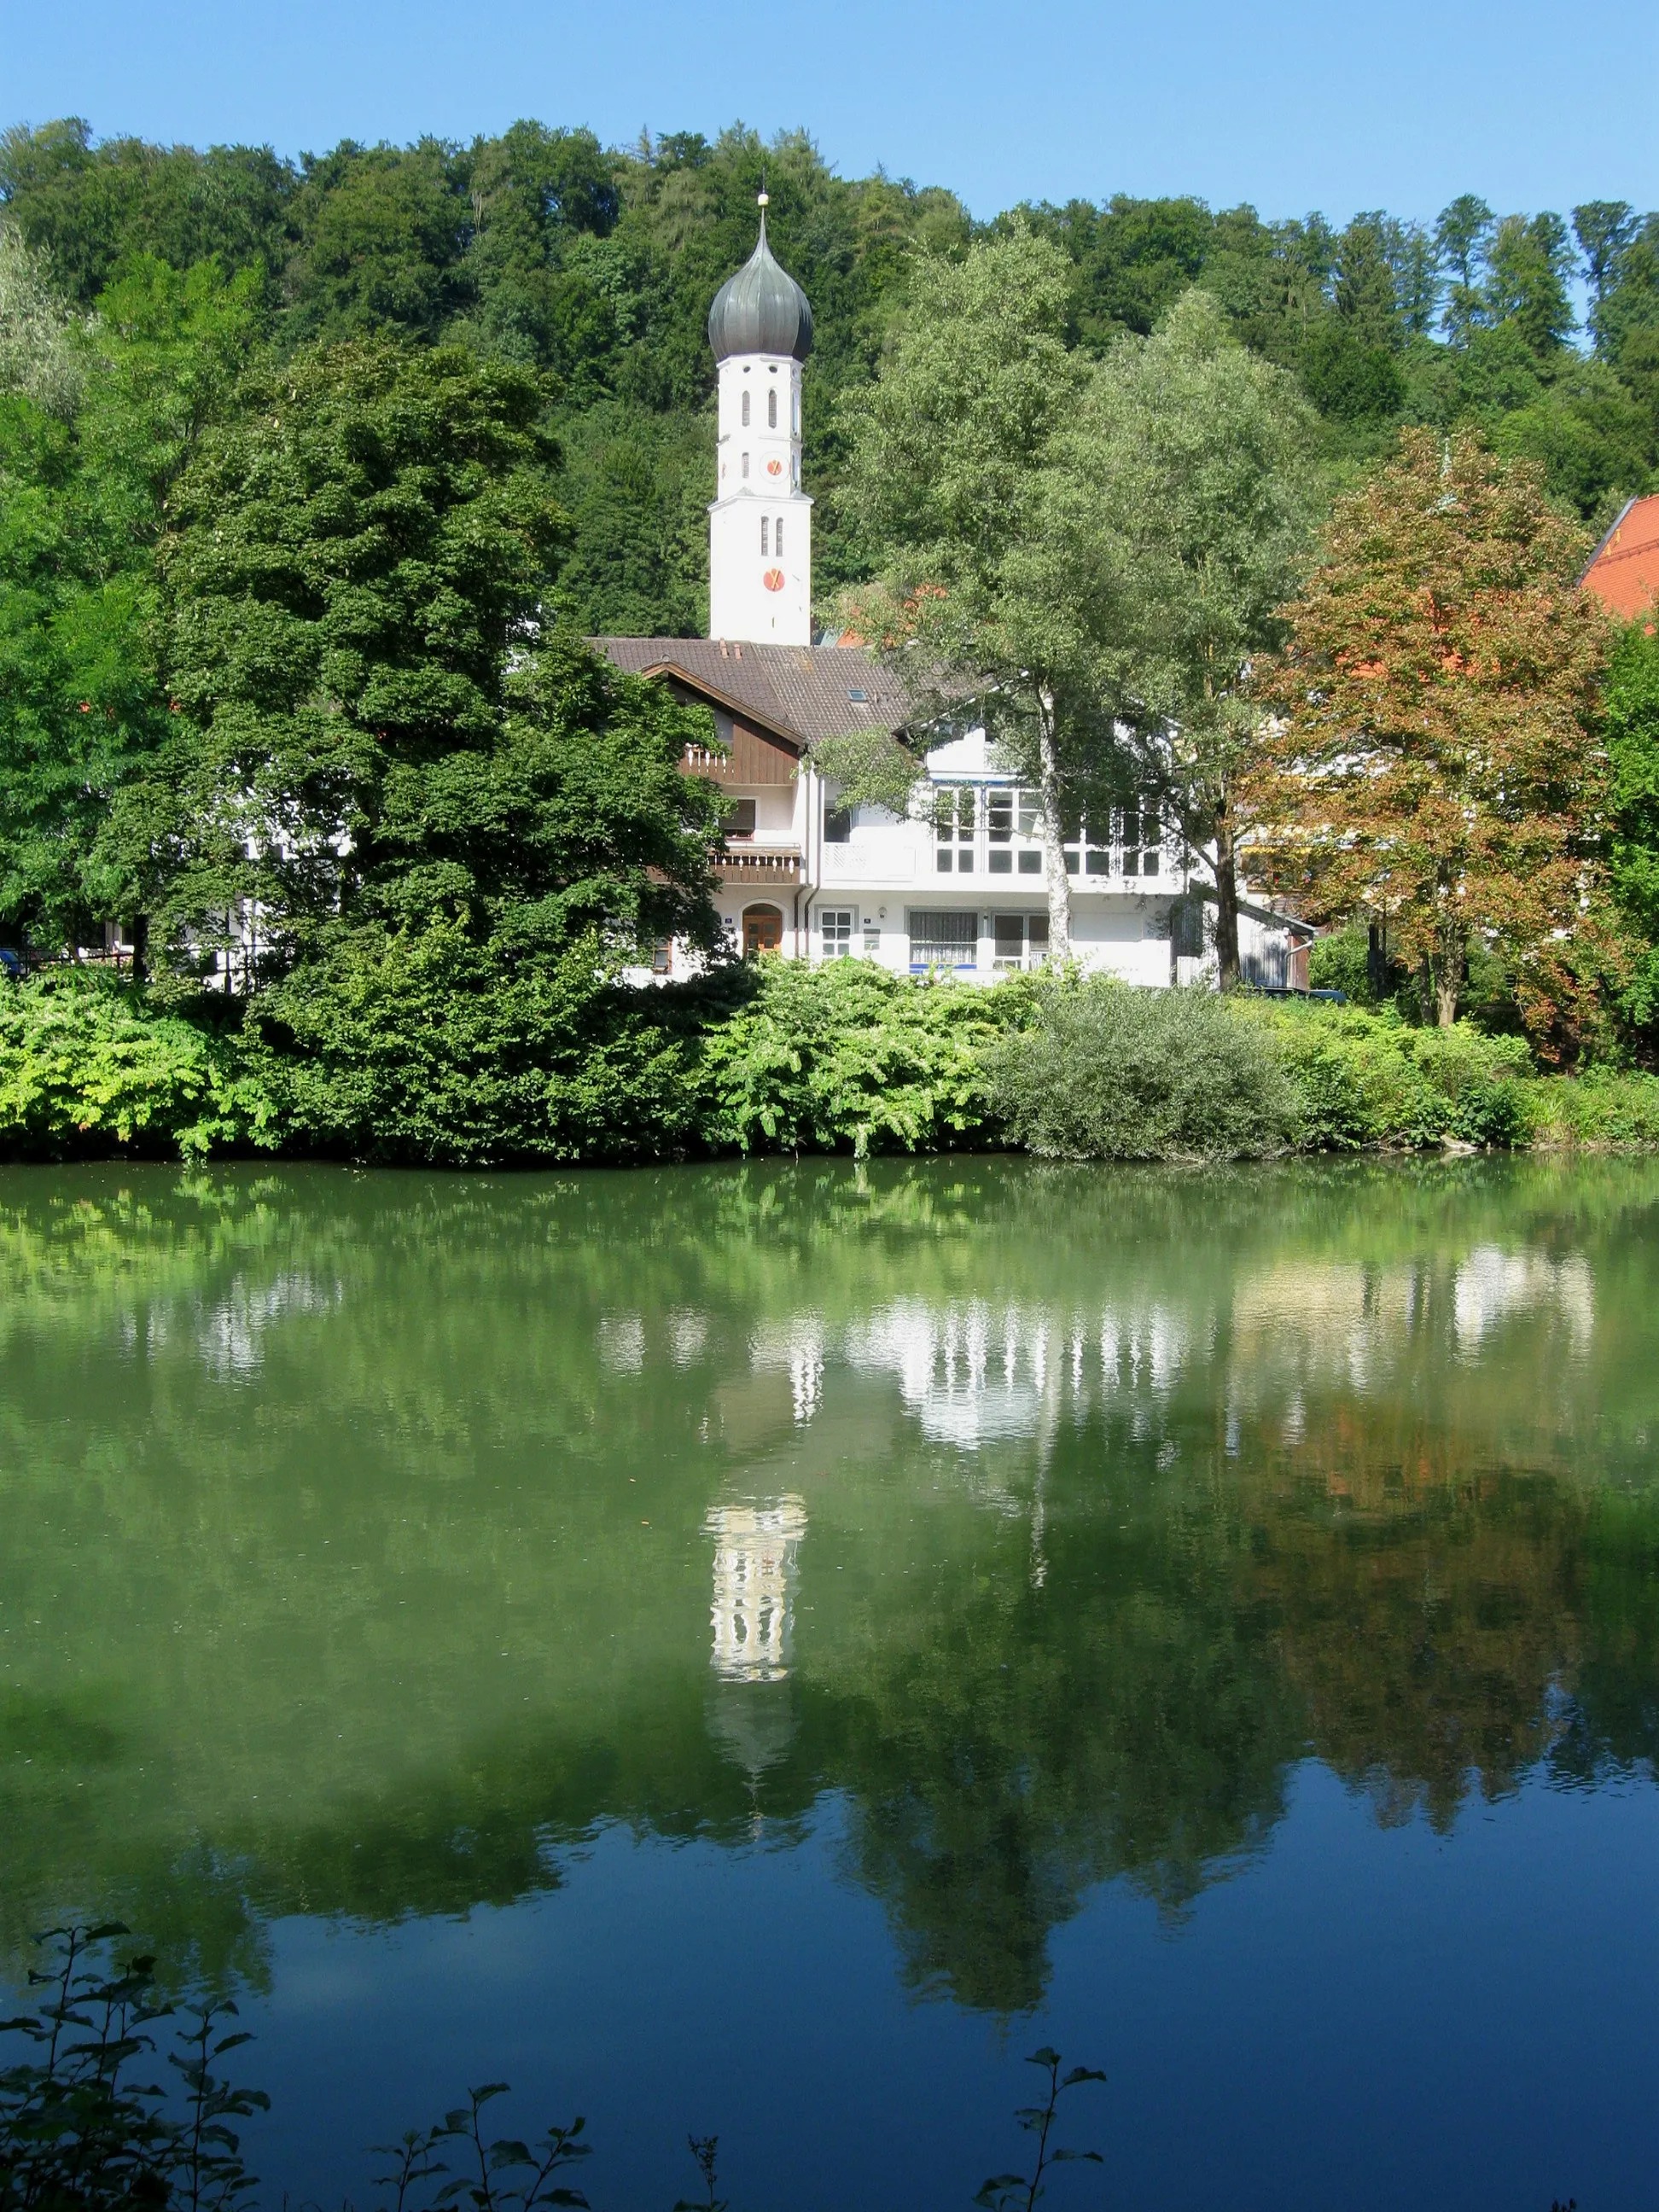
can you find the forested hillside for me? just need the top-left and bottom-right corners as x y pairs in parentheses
(3, 116), (1656, 635)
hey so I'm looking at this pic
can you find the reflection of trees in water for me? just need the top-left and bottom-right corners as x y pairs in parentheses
(809, 1431), (1299, 2011)
(3, 1156), (1659, 2015)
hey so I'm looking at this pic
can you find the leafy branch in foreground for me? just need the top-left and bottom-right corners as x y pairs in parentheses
(975, 2047), (1107, 2212)
(371, 2084), (590, 2212)
(672, 2133), (727, 2212)
(4, 1930), (1106, 2212)
(0, 1923), (266, 2212)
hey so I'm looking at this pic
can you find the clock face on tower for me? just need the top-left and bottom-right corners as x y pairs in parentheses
(762, 568), (785, 592)
(765, 457), (783, 476)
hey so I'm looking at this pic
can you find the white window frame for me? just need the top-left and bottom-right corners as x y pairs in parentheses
(933, 785), (977, 876)
(991, 912), (1050, 971)
(820, 908), (854, 959)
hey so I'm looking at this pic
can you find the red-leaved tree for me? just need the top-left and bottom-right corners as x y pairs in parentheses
(1247, 428), (1611, 1037)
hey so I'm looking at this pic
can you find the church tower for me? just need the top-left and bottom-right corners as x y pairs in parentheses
(707, 195), (813, 646)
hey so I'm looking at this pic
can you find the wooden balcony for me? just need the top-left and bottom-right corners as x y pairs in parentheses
(716, 845), (802, 887)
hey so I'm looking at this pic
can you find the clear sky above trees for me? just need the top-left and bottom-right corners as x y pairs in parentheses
(4, 0), (1656, 227)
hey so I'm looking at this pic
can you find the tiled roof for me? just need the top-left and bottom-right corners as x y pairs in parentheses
(592, 637), (917, 746)
(1581, 494), (1659, 624)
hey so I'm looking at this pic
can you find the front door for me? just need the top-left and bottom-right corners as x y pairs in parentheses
(742, 904), (784, 957)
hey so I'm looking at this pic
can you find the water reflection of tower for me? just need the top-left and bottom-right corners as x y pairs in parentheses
(707, 1497), (807, 1681)
(704, 1498), (806, 1814)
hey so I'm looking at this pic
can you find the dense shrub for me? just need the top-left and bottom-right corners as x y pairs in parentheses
(246, 920), (715, 1166)
(987, 978), (1300, 1161)
(696, 958), (1019, 1158)
(9, 963), (1659, 1167)
(1250, 1000), (1539, 1149)
(1529, 1068), (1659, 1147)
(0, 969), (276, 1156)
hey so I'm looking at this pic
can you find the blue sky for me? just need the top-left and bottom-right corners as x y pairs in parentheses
(3, 0), (1656, 226)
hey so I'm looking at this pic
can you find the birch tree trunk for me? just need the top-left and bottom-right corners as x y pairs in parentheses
(1037, 704), (1072, 962)
(1213, 789), (1241, 991)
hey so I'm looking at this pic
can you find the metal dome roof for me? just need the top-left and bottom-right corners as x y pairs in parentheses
(707, 209), (813, 364)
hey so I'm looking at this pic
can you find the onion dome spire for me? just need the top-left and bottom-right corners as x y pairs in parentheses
(707, 192), (814, 364)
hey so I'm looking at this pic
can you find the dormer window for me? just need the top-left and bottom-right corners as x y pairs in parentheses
(742, 391), (751, 427)
(768, 388), (778, 428)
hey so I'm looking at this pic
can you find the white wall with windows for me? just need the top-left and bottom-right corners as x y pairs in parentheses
(632, 740), (1303, 992)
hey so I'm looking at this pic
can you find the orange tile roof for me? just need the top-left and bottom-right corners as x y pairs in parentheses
(1581, 494), (1659, 624)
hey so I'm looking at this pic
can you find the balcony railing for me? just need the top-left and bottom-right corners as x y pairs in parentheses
(717, 846), (802, 884)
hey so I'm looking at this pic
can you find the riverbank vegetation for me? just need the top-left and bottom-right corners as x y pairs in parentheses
(5, 962), (1659, 1164)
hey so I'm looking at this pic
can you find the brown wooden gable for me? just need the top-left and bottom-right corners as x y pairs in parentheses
(640, 661), (802, 787)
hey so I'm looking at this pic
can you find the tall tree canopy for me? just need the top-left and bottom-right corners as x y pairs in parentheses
(0, 240), (261, 952)
(1038, 291), (1321, 983)
(837, 224), (1128, 960)
(4, 116), (1656, 642)
(121, 337), (568, 981)
(1247, 429), (1610, 1038)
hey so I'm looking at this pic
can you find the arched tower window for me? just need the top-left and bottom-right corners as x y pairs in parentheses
(775, 516), (784, 559)
(768, 387), (778, 428)
(742, 390), (751, 427)
(742, 451), (749, 480)
(760, 516), (769, 556)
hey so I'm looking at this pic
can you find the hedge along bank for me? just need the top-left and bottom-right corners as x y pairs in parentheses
(2, 963), (1657, 1166)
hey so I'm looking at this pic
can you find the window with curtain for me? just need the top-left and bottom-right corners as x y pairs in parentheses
(907, 910), (979, 971)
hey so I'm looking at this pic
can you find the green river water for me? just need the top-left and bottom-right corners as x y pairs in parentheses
(3, 1155), (1657, 2209)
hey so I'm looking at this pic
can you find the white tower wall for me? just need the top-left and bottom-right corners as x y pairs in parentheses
(708, 352), (812, 645)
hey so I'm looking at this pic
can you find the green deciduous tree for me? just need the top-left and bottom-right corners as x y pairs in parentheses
(0, 243), (260, 957)
(117, 335), (726, 1158)
(1603, 620), (1659, 1039)
(123, 336), (569, 980)
(838, 224), (1134, 959)
(1575, 201), (1639, 343)
(1435, 195), (1495, 343)
(0, 223), (86, 412)
(1041, 291), (1322, 984)
(247, 645), (731, 1162)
